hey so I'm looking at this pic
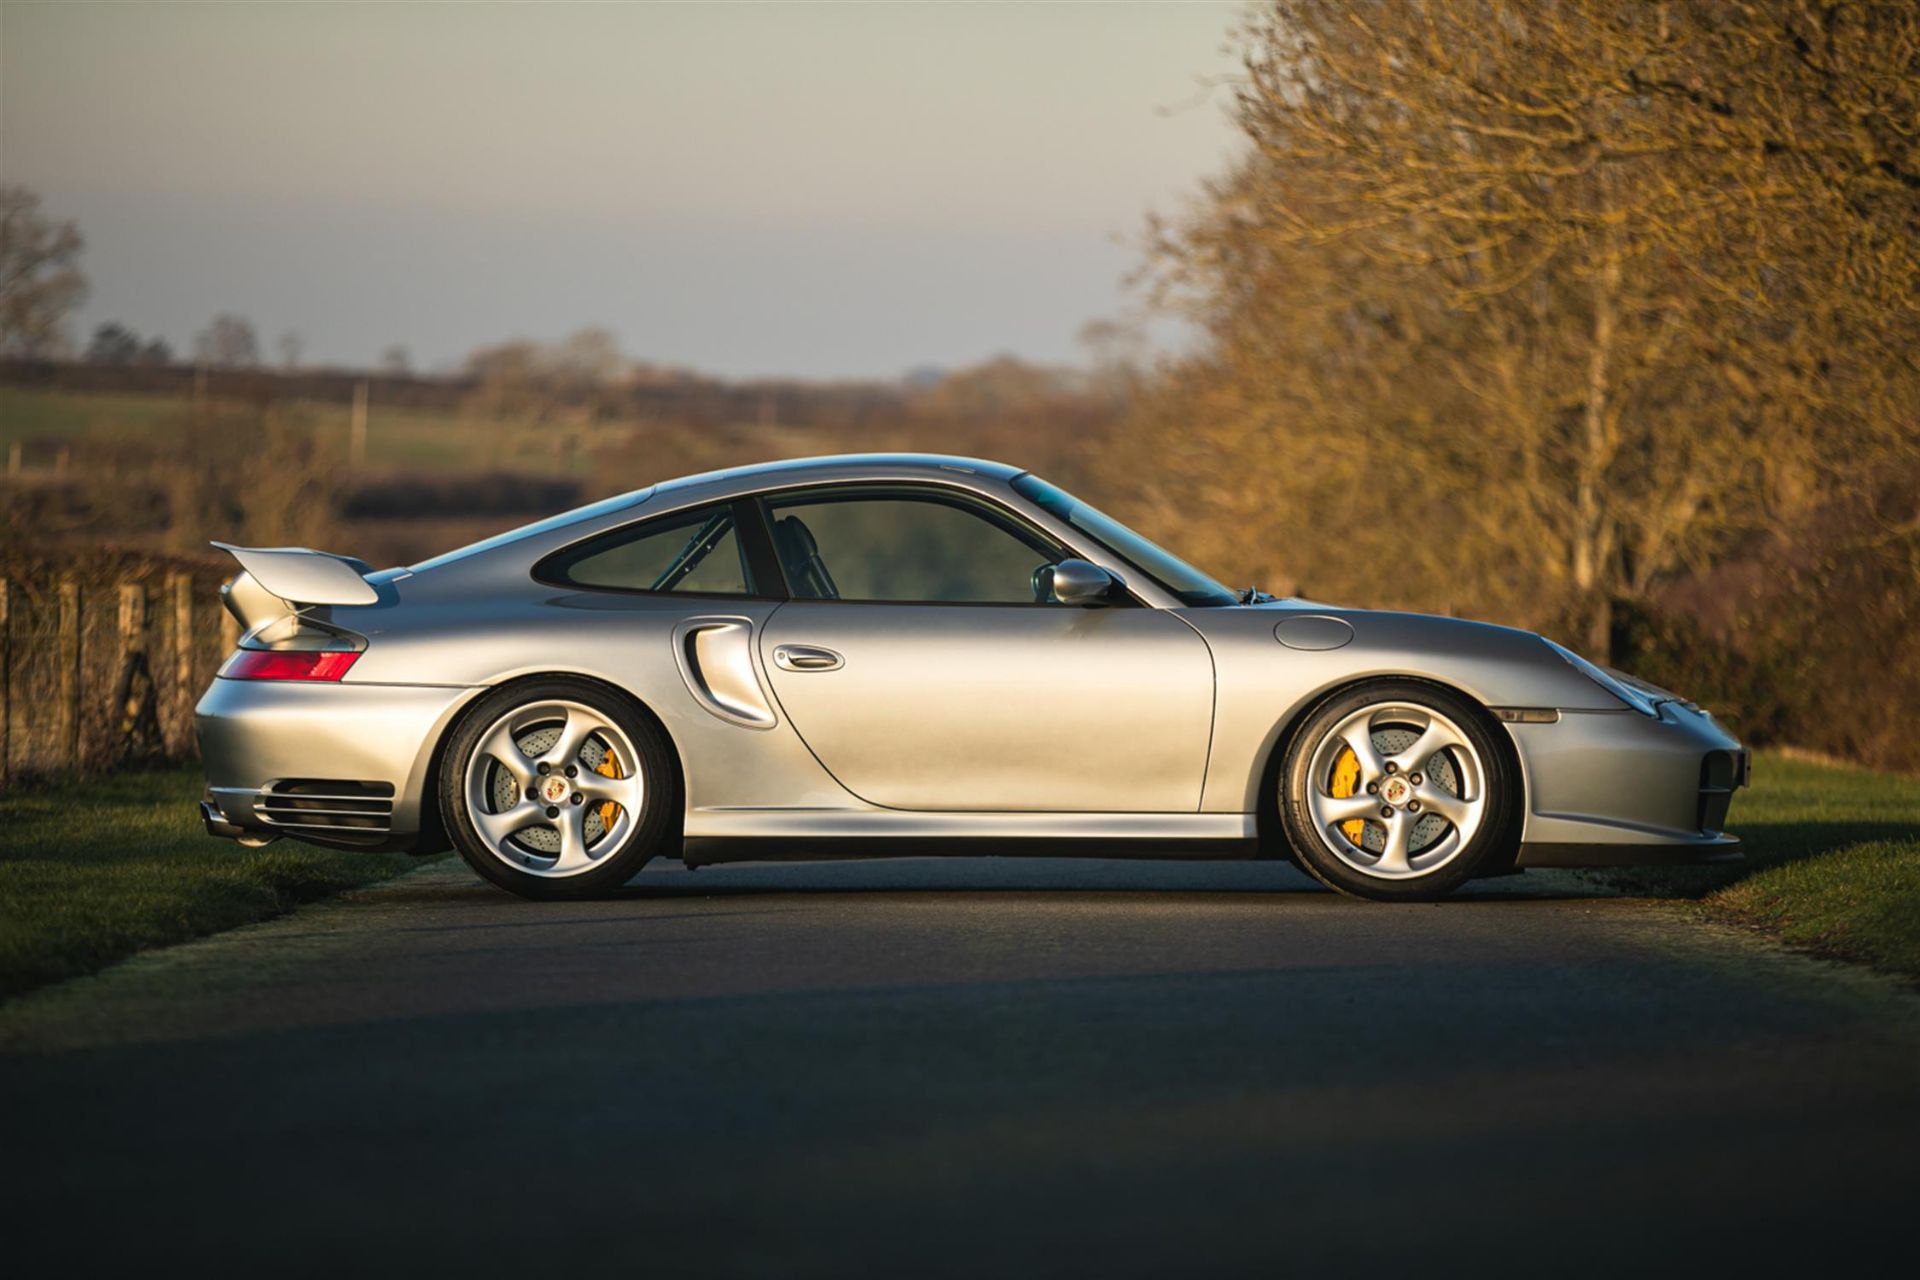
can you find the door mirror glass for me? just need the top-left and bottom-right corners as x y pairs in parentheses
(1049, 558), (1115, 606)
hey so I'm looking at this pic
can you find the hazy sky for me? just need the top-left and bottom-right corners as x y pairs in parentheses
(3, 1), (1245, 378)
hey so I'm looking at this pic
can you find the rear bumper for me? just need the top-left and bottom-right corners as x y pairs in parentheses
(1506, 701), (1749, 865)
(199, 799), (254, 841)
(195, 677), (479, 849)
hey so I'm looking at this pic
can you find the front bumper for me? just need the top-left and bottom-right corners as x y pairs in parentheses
(1506, 700), (1749, 867)
(195, 677), (479, 850)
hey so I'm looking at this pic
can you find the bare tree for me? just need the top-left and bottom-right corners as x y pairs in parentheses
(277, 331), (304, 371)
(914, 355), (1072, 420)
(549, 327), (624, 386)
(547, 327), (627, 415)
(380, 344), (412, 377)
(0, 185), (87, 356)
(463, 329), (629, 423)
(194, 314), (260, 368)
(464, 339), (547, 419)
(86, 323), (142, 366)
(1128, 0), (1920, 660)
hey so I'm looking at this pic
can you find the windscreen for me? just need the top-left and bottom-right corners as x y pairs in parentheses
(1010, 474), (1238, 607)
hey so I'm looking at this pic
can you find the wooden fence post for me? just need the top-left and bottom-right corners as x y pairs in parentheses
(57, 578), (81, 772)
(219, 589), (239, 655)
(114, 581), (162, 766)
(0, 578), (11, 788)
(350, 378), (369, 467)
(171, 572), (195, 751)
(118, 581), (145, 650)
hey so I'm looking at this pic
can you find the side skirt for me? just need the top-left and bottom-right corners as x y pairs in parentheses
(683, 836), (1262, 868)
(678, 811), (1259, 868)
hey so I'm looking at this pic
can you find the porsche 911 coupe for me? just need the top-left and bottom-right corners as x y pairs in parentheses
(196, 453), (1748, 900)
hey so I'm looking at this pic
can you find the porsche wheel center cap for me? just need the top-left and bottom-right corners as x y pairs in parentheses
(1380, 776), (1413, 807)
(540, 776), (571, 805)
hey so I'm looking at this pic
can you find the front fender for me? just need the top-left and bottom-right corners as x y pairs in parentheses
(1185, 605), (1621, 813)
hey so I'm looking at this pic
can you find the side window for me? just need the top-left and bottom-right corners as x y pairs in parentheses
(764, 487), (1062, 604)
(540, 502), (756, 595)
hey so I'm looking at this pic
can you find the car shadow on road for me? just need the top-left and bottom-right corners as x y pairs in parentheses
(602, 856), (1613, 903)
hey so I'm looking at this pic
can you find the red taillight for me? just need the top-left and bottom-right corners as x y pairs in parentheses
(225, 650), (361, 681)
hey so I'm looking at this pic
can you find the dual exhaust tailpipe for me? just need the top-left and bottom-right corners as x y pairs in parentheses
(199, 800), (280, 849)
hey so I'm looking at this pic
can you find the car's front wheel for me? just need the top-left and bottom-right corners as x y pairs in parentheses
(441, 678), (676, 900)
(1279, 680), (1517, 901)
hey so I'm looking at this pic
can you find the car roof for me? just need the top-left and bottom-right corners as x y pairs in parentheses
(403, 454), (1027, 578)
(653, 453), (1025, 498)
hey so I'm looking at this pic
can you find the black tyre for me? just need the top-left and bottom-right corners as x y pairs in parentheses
(440, 677), (677, 900)
(1279, 679), (1517, 901)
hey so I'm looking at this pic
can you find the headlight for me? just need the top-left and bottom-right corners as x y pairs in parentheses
(1544, 639), (1662, 717)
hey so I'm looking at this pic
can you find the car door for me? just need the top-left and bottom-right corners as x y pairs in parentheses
(755, 482), (1215, 812)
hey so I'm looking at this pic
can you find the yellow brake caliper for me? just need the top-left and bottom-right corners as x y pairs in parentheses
(1330, 747), (1366, 846)
(595, 753), (623, 829)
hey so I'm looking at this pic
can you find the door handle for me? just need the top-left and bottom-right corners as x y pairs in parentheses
(772, 644), (844, 672)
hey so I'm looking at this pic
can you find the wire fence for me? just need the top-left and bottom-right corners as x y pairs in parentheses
(0, 555), (236, 789)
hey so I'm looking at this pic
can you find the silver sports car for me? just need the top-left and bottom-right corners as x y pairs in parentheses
(196, 454), (1748, 901)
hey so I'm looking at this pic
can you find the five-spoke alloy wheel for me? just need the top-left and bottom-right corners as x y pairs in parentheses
(442, 678), (676, 899)
(1280, 680), (1517, 900)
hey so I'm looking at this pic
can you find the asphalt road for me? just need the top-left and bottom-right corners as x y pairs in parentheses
(3, 855), (1917, 1276)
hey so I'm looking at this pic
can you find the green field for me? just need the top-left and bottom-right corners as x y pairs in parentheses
(0, 385), (891, 482)
(0, 387), (187, 444)
(0, 386), (591, 473)
(2, 751), (1916, 1003)
(0, 767), (426, 1000)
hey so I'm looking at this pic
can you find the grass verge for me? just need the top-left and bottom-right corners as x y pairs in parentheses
(1589, 752), (1920, 981)
(0, 766), (426, 1001)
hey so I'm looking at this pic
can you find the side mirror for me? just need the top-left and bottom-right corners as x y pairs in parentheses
(1050, 558), (1116, 606)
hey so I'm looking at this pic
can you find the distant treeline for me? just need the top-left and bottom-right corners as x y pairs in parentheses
(337, 473), (584, 521)
(0, 357), (920, 430)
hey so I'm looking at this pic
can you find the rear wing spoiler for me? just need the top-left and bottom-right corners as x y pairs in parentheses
(212, 542), (379, 639)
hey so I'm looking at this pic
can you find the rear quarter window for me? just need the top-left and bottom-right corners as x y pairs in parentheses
(536, 502), (757, 596)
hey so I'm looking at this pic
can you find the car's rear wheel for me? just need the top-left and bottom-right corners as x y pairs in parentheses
(441, 678), (676, 900)
(1279, 680), (1517, 901)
